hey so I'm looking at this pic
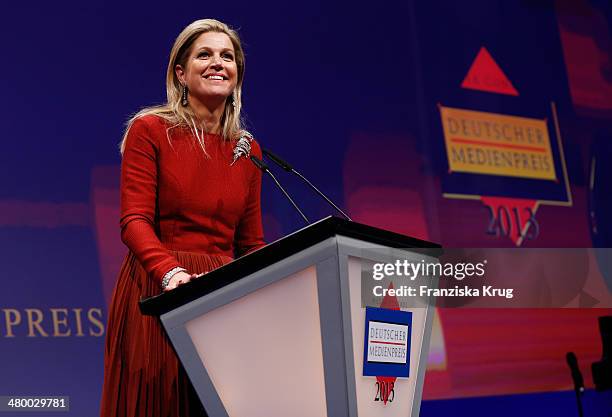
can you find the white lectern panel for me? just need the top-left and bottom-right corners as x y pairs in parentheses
(347, 256), (429, 417)
(185, 266), (328, 417)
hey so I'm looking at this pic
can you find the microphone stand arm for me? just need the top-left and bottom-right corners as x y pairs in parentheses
(250, 155), (310, 224)
(292, 169), (352, 221)
(263, 148), (352, 221)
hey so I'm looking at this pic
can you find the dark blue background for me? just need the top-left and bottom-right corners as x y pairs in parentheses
(0, 0), (611, 416)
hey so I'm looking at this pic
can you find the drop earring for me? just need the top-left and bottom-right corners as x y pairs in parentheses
(181, 84), (188, 107)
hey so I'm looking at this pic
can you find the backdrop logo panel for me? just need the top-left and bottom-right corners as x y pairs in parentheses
(440, 47), (573, 246)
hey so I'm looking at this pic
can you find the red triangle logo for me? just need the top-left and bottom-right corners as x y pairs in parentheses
(461, 47), (519, 96)
(380, 282), (401, 310)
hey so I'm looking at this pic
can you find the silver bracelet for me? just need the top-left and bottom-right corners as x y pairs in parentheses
(161, 267), (187, 289)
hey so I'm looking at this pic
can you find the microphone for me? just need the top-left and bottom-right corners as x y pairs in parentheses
(250, 155), (310, 224)
(566, 352), (585, 393)
(566, 351), (585, 417)
(262, 148), (352, 221)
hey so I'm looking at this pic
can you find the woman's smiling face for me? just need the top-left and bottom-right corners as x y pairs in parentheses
(177, 31), (238, 107)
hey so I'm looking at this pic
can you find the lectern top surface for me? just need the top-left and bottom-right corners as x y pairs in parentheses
(139, 216), (441, 316)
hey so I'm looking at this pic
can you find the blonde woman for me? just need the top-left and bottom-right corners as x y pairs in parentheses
(100, 19), (265, 417)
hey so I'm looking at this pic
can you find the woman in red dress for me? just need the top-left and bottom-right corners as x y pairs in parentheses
(100, 19), (265, 417)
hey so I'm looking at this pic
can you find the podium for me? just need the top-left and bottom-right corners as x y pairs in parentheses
(140, 216), (441, 417)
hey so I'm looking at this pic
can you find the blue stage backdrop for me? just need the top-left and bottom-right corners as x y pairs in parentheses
(1, 0), (611, 416)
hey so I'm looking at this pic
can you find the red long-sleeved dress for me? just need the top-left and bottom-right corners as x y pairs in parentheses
(100, 114), (265, 417)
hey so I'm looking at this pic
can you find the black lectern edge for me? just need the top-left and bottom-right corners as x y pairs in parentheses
(139, 216), (441, 316)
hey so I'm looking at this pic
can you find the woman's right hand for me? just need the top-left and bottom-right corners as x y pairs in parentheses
(163, 271), (197, 292)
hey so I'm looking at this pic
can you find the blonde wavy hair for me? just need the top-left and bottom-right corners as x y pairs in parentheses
(119, 19), (246, 154)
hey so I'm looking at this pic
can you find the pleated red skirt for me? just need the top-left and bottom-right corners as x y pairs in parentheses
(100, 251), (232, 417)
